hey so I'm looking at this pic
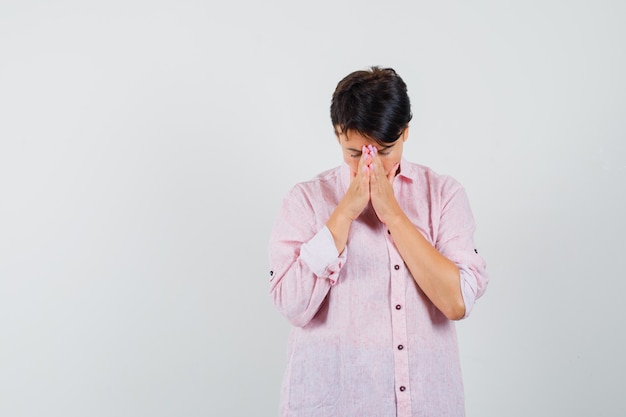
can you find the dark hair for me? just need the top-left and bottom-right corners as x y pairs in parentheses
(330, 66), (413, 145)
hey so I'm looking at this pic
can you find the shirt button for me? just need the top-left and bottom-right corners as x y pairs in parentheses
(269, 270), (274, 277)
(394, 265), (400, 270)
(399, 386), (406, 392)
(398, 344), (404, 350)
(395, 304), (402, 310)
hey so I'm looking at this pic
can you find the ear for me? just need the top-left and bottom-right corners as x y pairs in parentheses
(401, 126), (409, 143)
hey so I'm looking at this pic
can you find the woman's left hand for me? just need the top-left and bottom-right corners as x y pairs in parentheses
(368, 147), (402, 224)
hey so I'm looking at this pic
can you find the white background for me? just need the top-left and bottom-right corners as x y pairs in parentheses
(1, 1), (625, 416)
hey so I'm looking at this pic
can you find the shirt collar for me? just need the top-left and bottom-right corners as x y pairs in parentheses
(397, 158), (414, 183)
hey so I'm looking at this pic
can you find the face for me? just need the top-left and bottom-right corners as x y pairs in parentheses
(336, 128), (408, 176)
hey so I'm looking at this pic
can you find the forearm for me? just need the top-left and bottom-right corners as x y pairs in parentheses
(270, 258), (334, 327)
(325, 204), (354, 255)
(386, 213), (465, 320)
(270, 227), (344, 327)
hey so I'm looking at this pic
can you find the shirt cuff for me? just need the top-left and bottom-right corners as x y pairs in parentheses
(459, 264), (478, 319)
(300, 226), (347, 285)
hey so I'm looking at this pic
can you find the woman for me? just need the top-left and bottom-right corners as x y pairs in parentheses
(268, 67), (488, 417)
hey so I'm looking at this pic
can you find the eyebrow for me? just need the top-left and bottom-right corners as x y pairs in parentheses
(346, 144), (395, 152)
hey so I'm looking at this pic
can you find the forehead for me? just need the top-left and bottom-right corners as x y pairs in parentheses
(338, 129), (376, 144)
(338, 130), (394, 150)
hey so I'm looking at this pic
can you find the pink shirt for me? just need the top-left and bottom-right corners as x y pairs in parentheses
(268, 159), (488, 417)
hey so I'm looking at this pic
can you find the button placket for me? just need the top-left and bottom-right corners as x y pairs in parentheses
(386, 238), (412, 414)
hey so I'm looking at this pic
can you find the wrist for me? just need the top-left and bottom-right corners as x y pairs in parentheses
(336, 199), (362, 221)
(326, 208), (353, 255)
(382, 210), (407, 229)
(329, 205), (355, 227)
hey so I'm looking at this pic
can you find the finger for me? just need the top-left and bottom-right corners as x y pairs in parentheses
(358, 145), (372, 174)
(368, 145), (380, 170)
(368, 147), (385, 181)
(362, 146), (372, 184)
(351, 146), (371, 186)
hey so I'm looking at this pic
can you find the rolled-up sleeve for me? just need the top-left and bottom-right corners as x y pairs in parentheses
(458, 265), (479, 319)
(435, 182), (488, 319)
(269, 185), (347, 327)
(300, 226), (347, 285)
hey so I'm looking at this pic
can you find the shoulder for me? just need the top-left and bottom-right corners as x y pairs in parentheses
(283, 165), (343, 204)
(401, 160), (464, 197)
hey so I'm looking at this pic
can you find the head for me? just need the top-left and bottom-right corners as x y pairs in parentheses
(330, 66), (413, 175)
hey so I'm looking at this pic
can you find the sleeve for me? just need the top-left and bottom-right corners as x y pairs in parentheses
(435, 183), (488, 319)
(300, 226), (347, 286)
(268, 185), (347, 327)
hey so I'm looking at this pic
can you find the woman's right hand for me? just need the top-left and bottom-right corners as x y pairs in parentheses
(325, 146), (371, 254)
(339, 145), (371, 220)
